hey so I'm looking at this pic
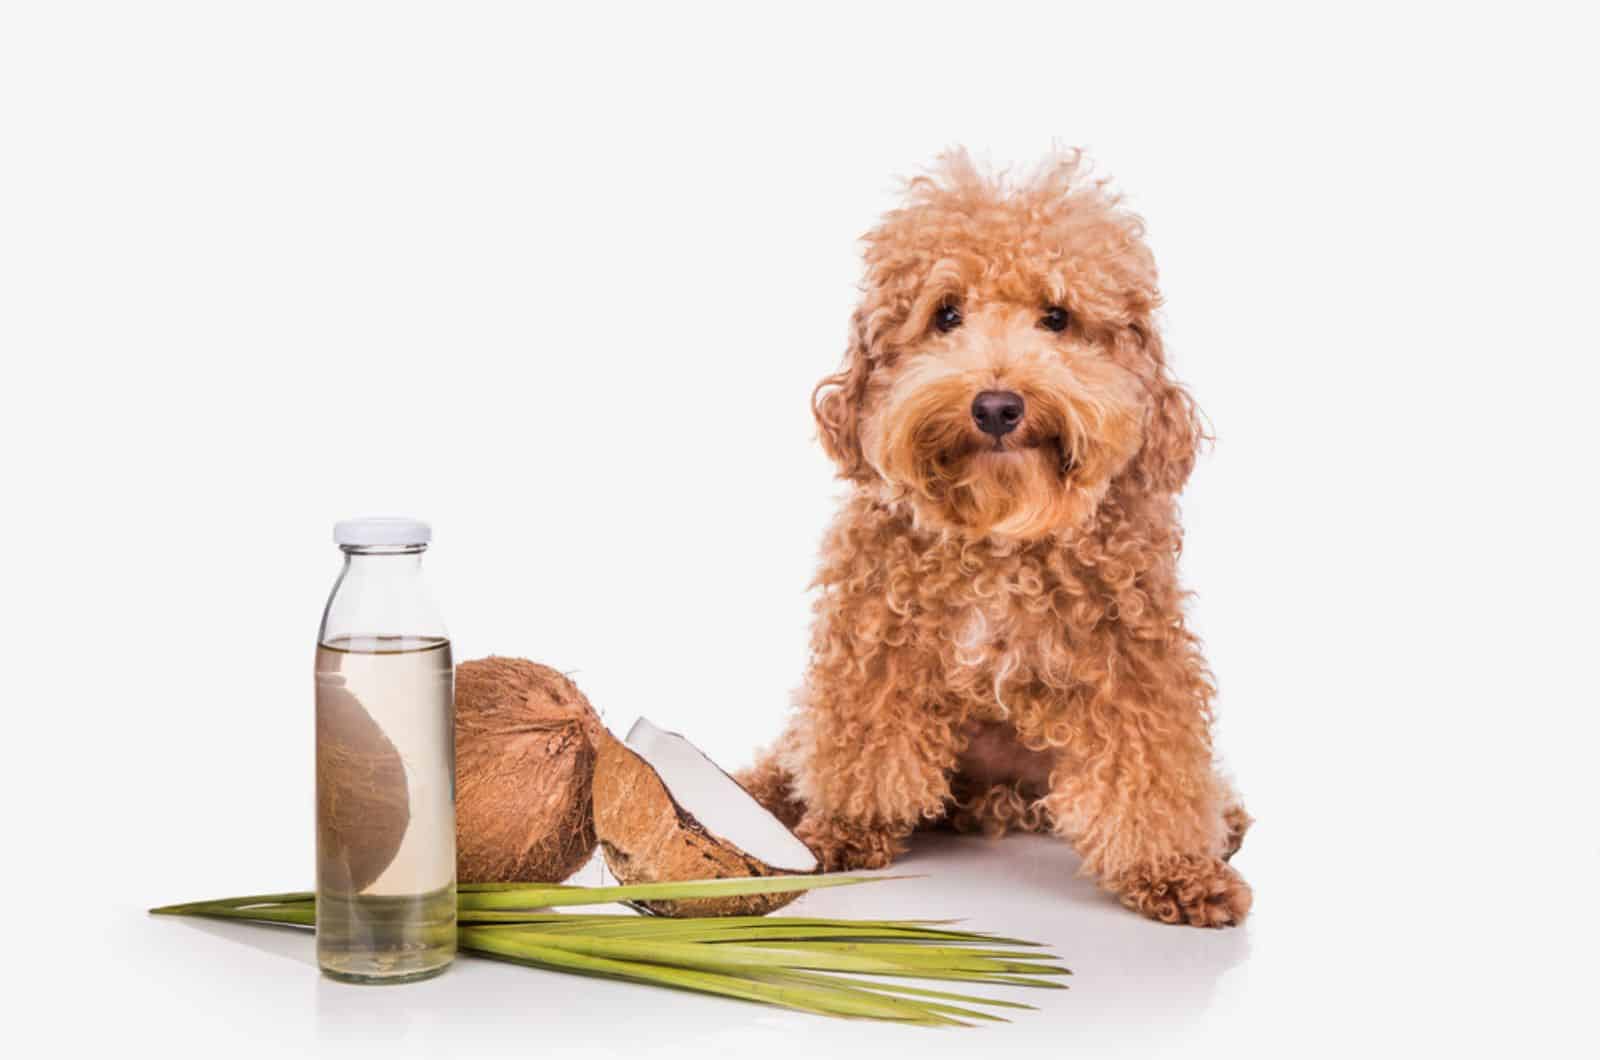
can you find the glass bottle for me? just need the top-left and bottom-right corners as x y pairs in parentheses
(314, 517), (456, 983)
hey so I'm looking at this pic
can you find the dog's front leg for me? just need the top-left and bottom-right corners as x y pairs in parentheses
(1043, 642), (1252, 926)
(786, 648), (958, 871)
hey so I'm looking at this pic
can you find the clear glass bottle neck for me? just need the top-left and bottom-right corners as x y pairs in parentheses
(338, 545), (428, 576)
(342, 543), (426, 557)
(320, 545), (446, 646)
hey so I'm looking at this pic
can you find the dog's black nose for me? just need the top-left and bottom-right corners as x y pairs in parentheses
(972, 390), (1024, 439)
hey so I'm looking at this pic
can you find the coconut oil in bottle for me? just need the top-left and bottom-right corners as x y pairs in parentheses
(315, 518), (456, 984)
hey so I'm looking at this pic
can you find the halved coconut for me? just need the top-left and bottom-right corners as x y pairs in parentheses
(592, 717), (819, 916)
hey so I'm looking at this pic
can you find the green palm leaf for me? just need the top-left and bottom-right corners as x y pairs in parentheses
(151, 873), (1067, 1026)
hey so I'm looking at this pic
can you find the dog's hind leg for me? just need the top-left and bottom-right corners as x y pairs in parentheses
(736, 751), (807, 829)
(1221, 802), (1252, 861)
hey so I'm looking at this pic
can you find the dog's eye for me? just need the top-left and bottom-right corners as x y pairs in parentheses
(1039, 306), (1071, 332)
(933, 305), (963, 333)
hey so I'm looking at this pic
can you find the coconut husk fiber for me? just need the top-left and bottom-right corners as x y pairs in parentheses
(454, 657), (600, 884)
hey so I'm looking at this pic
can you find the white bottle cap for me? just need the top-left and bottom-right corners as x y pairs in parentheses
(333, 516), (433, 547)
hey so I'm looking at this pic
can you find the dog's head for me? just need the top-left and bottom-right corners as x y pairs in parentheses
(815, 151), (1203, 540)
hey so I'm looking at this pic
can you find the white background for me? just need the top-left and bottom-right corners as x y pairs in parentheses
(3, 2), (1596, 1057)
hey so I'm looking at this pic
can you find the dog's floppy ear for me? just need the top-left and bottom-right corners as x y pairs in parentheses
(812, 309), (873, 482)
(1121, 322), (1208, 495)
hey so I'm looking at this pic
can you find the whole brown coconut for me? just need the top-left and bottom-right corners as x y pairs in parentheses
(455, 657), (600, 884)
(316, 674), (410, 895)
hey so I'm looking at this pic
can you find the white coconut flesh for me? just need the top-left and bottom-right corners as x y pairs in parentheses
(624, 717), (818, 872)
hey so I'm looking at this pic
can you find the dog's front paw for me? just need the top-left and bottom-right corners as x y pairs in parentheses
(795, 814), (907, 871)
(1112, 855), (1252, 928)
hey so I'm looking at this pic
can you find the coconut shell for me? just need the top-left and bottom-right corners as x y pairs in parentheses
(454, 657), (599, 884)
(591, 725), (812, 917)
(316, 674), (410, 895)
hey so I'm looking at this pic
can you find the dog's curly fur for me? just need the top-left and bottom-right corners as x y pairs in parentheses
(741, 151), (1252, 927)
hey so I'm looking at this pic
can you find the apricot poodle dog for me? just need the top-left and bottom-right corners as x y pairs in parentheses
(742, 151), (1252, 927)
